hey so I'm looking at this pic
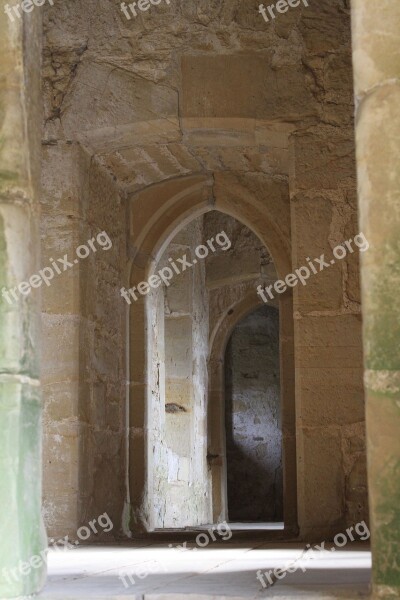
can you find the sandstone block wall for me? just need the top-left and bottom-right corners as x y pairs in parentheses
(41, 147), (127, 538)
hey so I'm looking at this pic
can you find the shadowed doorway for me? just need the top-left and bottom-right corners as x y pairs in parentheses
(224, 305), (283, 523)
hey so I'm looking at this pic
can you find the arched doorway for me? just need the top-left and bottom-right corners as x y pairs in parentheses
(127, 177), (297, 534)
(146, 211), (277, 529)
(225, 305), (283, 523)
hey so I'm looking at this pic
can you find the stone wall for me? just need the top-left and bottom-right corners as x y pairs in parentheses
(41, 142), (89, 537)
(41, 148), (126, 538)
(79, 158), (127, 534)
(40, 0), (368, 539)
(204, 211), (277, 344)
(225, 306), (282, 522)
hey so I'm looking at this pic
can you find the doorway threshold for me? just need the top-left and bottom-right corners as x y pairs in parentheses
(182, 522), (285, 532)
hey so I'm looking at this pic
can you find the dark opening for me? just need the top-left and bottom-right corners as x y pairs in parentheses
(225, 305), (283, 522)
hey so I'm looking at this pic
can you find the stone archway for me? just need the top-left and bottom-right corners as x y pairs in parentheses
(208, 288), (297, 534)
(127, 174), (294, 532)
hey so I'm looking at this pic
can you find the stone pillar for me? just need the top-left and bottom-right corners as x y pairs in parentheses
(0, 4), (46, 597)
(352, 2), (400, 597)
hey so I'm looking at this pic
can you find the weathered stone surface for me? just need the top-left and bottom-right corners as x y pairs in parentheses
(204, 211), (272, 288)
(352, 0), (400, 97)
(290, 127), (356, 192)
(298, 367), (364, 426)
(343, 426), (369, 526)
(299, 428), (344, 538)
(299, 0), (351, 55)
(181, 54), (318, 121)
(291, 196), (344, 312)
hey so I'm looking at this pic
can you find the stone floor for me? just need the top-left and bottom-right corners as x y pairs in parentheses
(38, 537), (371, 600)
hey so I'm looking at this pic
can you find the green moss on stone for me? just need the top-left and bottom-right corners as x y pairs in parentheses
(365, 238), (400, 371)
(374, 458), (400, 587)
